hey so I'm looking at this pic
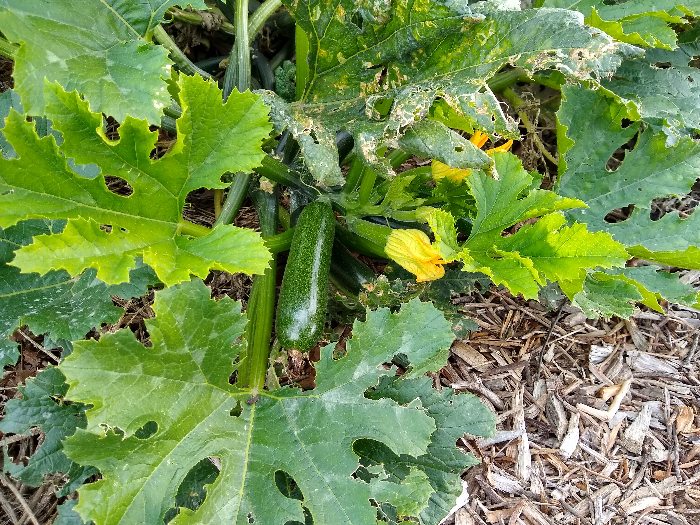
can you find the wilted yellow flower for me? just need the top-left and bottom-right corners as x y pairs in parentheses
(431, 131), (513, 183)
(384, 229), (446, 282)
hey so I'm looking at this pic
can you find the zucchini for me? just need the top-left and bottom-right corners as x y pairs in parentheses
(330, 241), (375, 296)
(276, 200), (335, 351)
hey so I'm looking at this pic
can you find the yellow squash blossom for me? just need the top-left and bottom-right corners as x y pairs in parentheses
(384, 229), (446, 282)
(432, 130), (513, 183)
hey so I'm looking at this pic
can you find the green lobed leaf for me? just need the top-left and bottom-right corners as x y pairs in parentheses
(593, 266), (700, 312)
(0, 220), (158, 355)
(0, 75), (272, 285)
(57, 279), (484, 524)
(425, 152), (629, 299)
(266, 0), (639, 180)
(572, 274), (643, 318)
(0, 0), (206, 125)
(397, 120), (491, 172)
(556, 84), (700, 270)
(602, 43), (700, 135)
(362, 375), (495, 524)
(542, 0), (700, 49)
(360, 266), (490, 337)
(0, 367), (97, 491)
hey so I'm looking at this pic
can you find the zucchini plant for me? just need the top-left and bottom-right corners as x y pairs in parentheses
(0, 0), (699, 524)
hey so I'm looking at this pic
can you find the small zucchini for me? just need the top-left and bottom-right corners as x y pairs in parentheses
(330, 241), (376, 296)
(276, 200), (335, 351)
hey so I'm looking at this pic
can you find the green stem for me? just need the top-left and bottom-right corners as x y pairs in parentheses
(342, 158), (366, 195)
(487, 67), (531, 93)
(166, 7), (235, 35)
(214, 188), (224, 219)
(295, 24), (310, 100)
(501, 87), (559, 166)
(235, 0), (251, 92)
(335, 219), (389, 259)
(387, 149), (411, 169)
(239, 186), (279, 393)
(0, 36), (18, 60)
(265, 228), (294, 253)
(152, 25), (212, 79)
(214, 172), (252, 227)
(255, 155), (312, 195)
(268, 41), (291, 71)
(249, 0), (283, 40)
(358, 169), (377, 206)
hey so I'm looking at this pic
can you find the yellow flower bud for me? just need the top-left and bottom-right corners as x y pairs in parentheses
(487, 139), (513, 156)
(469, 129), (489, 148)
(384, 229), (446, 282)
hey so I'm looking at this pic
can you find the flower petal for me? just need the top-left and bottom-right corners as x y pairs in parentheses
(385, 229), (446, 282)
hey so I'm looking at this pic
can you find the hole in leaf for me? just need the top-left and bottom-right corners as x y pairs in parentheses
(163, 458), (220, 523)
(351, 11), (364, 30)
(248, 512), (255, 523)
(604, 204), (634, 223)
(184, 189), (216, 228)
(605, 131), (639, 171)
(104, 175), (134, 197)
(134, 420), (158, 439)
(230, 401), (243, 417)
(654, 62), (672, 69)
(620, 118), (634, 129)
(275, 470), (304, 501)
(100, 224), (112, 233)
(284, 506), (314, 525)
(455, 146), (464, 152)
(103, 116), (120, 140)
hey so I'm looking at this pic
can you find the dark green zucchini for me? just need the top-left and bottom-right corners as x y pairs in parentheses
(330, 241), (375, 296)
(276, 200), (335, 351)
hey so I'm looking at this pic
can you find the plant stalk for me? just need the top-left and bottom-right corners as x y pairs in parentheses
(166, 7), (235, 35)
(238, 185), (279, 393)
(235, 0), (251, 92)
(248, 0), (283, 40)
(213, 173), (252, 227)
(500, 87), (558, 166)
(152, 25), (212, 79)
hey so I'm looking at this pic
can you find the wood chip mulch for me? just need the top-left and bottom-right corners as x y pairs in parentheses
(440, 283), (700, 525)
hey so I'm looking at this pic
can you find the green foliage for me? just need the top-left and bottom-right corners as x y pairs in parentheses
(274, 60), (297, 102)
(0, 367), (96, 494)
(58, 279), (491, 524)
(602, 43), (700, 135)
(0, 0), (205, 125)
(541, 0), (700, 49)
(361, 266), (490, 336)
(0, 75), (272, 286)
(0, 220), (159, 363)
(55, 500), (88, 525)
(266, 0), (639, 182)
(557, 83), (700, 314)
(2, 1), (700, 523)
(427, 152), (630, 299)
